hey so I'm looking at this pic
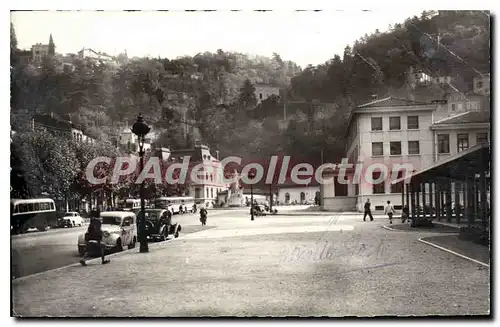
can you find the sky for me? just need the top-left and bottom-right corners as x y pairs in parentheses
(11, 10), (425, 67)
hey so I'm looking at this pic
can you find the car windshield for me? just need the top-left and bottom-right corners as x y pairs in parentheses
(100, 216), (122, 225)
(138, 211), (161, 221)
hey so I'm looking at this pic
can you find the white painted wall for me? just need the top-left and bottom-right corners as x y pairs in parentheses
(278, 186), (320, 204)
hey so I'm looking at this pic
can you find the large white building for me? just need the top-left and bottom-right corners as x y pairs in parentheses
(169, 142), (228, 207)
(321, 96), (490, 212)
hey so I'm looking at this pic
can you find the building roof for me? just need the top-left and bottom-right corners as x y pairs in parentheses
(357, 97), (429, 109)
(432, 110), (491, 126)
(79, 48), (114, 59)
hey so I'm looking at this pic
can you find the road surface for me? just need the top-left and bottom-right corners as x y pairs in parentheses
(12, 210), (490, 316)
(12, 226), (88, 279)
(10, 207), (256, 279)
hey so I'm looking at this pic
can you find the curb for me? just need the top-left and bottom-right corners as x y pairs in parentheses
(12, 226), (205, 283)
(418, 237), (489, 268)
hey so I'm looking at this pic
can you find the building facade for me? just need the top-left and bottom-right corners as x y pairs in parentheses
(169, 142), (228, 207)
(277, 185), (320, 205)
(321, 95), (490, 212)
(31, 43), (49, 64)
(254, 84), (280, 104)
(32, 113), (94, 143)
(118, 127), (152, 153)
(78, 48), (116, 64)
(431, 111), (490, 162)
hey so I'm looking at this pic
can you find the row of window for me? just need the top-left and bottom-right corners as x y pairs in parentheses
(372, 141), (420, 156)
(438, 133), (488, 154)
(371, 116), (419, 131)
(13, 202), (55, 214)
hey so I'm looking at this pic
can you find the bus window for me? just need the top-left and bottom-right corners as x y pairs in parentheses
(34, 203), (40, 211)
(42, 202), (48, 210)
(50, 203), (55, 210)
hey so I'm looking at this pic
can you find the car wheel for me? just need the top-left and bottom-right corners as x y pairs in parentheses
(78, 246), (85, 256)
(128, 237), (136, 249)
(115, 239), (123, 252)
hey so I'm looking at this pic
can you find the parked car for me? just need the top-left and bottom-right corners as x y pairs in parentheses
(58, 212), (84, 228)
(251, 205), (266, 216)
(137, 209), (181, 242)
(77, 211), (137, 256)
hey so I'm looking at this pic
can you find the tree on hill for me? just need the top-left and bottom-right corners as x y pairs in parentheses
(48, 34), (55, 55)
(237, 79), (257, 113)
(10, 22), (17, 64)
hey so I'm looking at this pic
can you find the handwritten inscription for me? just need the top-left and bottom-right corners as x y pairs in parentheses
(279, 236), (388, 264)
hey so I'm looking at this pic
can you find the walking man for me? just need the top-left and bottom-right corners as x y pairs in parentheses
(384, 200), (396, 224)
(363, 198), (374, 221)
(80, 217), (110, 266)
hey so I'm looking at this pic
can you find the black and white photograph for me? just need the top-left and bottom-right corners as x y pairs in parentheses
(9, 5), (491, 318)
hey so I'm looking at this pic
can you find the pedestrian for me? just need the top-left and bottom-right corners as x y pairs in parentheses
(199, 207), (207, 226)
(80, 217), (110, 266)
(363, 198), (374, 221)
(401, 205), (410, 224)
(384, 200), (396, 224)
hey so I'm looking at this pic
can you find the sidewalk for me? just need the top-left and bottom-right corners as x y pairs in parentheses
(419, 235), (490, 266)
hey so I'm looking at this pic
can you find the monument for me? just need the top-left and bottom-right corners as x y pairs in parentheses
(224, 170), (245, 207)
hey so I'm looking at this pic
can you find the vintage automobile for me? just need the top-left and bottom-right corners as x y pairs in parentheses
(250, 204), (267, 216)
(77, 211), (137, 256)
(59, 212), (84, 228)
(137, 209), (182, 242)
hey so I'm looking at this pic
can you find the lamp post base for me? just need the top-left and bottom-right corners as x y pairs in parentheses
(139, 241), (149, 253)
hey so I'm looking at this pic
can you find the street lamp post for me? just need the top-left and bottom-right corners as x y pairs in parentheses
(249, 170), (256, 221)
(132, 113), (151, 253)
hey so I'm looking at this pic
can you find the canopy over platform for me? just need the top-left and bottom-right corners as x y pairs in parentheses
(393, 142), (490, 233)
(393, 143), (490, 185)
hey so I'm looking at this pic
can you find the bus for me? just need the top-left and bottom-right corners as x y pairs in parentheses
(154, 196), (196, 214)
(122, 199), (141, 211)
(11, 198), (57, 234)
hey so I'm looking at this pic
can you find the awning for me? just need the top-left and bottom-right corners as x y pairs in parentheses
(392, 143), (490, 185)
